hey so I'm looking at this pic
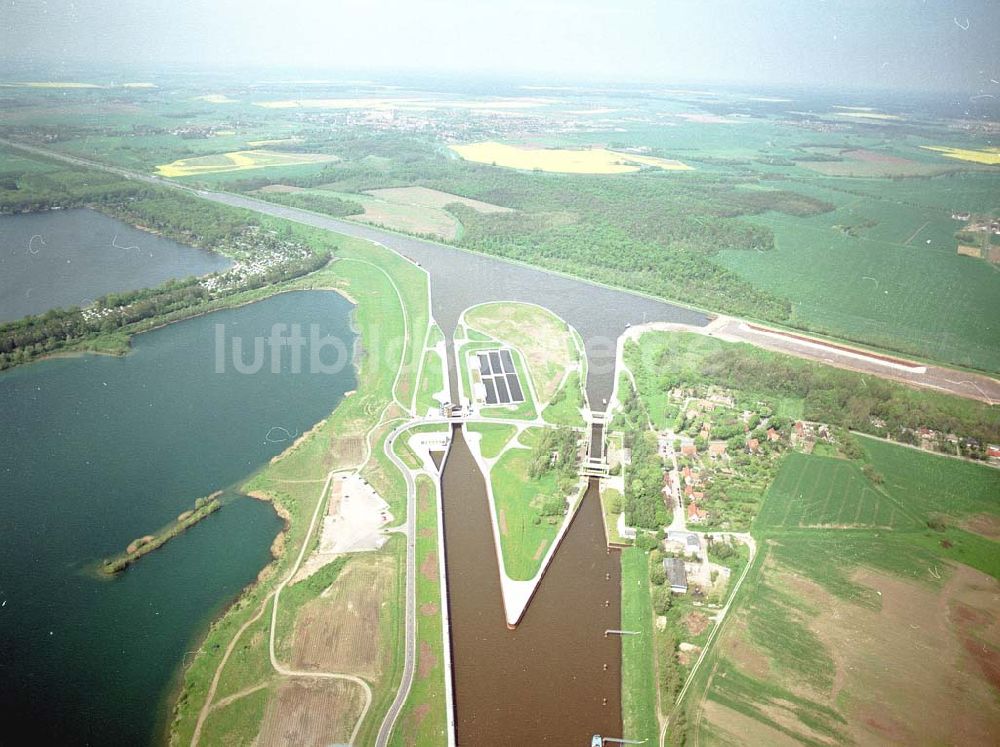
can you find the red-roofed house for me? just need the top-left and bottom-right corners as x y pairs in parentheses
(767, 427), (780, 442)
(708, 441), (727, 458)
(681, 443), (697, 457)
(687, 502), (706, 522)
(747, 438), (760, 453)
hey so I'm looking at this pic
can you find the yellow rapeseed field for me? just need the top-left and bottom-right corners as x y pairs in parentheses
(449, 141), (692, 174)
(154, 149), (338, 177)
(921, 145), (1000, 166)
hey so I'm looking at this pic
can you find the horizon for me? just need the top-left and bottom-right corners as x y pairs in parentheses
(2, 0), (999, 96)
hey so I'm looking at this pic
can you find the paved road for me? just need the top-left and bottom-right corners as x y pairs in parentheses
(376, 421), (419, 747)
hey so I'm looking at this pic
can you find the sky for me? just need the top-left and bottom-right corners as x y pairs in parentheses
(2, 0), (999, 92)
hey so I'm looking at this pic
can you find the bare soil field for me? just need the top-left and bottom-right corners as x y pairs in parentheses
(365, 186), (513, 214)
(290, 554), (395, 679)
(796, 151), (957, 177)
(257, 679), (365, 747)
(258, 184), (305, 193)
(700, 562), (1000, 745)
(961, 513), (1000, 540)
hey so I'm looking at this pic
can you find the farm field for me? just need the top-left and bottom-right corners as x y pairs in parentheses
(921, 145), (1000, 165)
(755, 452), (917, 530)
(155, 149), (338, 177)
(687, 431), (1000, 745)
(316, 189), (463, 239)
(257, 679), (366, 747)
(715, 180), (1000, 371)
(450, 141), (692, 173)
(288, 553), (397, 678)
(365, 186), (513, 214)
(693, 544), (1000, 746)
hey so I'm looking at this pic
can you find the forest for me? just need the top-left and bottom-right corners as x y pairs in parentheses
(228, 132), (835, 321)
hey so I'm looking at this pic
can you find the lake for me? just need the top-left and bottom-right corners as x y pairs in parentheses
(0, 208), (232, 322)
(0, 289), (357, 744)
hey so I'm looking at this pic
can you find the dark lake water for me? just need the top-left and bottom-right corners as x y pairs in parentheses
(0, 290), (357, 744)
(0, 208), (232, 322)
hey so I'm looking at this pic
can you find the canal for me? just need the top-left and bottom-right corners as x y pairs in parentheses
(206, 193), (709, 743)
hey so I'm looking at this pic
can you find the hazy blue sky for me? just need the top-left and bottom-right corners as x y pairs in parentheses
(2, 0), (998, 92)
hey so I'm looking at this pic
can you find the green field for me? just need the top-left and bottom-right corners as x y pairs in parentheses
(860, 435), (1000, 522)
(717, 178), (1000, 371)
(489, 448), (564, 580)
(415, 348), (445, 415)
(620, 548), (660, 743)
(390, 476), (447, 746)
(755, 452), (917, 530)
(541, 370), (587, 426)
(465, 422), (518, 459)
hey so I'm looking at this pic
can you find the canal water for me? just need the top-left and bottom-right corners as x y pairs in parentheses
(0, 290), (357, 744)
(0, 208), (231, 322)
(442, 431), (623, 743)
(206, 193), (709, 744)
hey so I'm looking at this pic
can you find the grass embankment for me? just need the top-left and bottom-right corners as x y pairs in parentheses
(168, 233), (428, 745)
(415, 346), (445, 414)
(600, 487), (633, 546)
(621, 548), (660, 743)
(465, 422), (518, 459)
(101, 494), (222, 574)
(464, 301), (582, 403)
(542, 370), (587, 426)
(489, 446), (576, 580)
(390, 475), (448, 745)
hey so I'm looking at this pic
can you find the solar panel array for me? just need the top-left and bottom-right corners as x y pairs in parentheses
(477, 349), (525, 405)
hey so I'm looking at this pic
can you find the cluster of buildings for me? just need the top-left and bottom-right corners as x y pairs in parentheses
(661, 531), (733, 596)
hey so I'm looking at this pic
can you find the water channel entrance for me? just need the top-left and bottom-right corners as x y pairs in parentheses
(441, 427), (623, 743)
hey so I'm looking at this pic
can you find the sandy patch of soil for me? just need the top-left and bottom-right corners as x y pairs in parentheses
(418, 640), (437, 679)
(532, 538), (548, 561)
(290, 555), (394, 680)
(684, 611), (710, 636)
(257, 679), (364, 747)
(420, 551), (438, 582)
(419, 601), (439, 616)
(960, 512), (1000, 540)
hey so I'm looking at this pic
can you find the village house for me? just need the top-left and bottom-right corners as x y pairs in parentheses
(663, 557), (689, 593)
(708, 441), (728, 459)
(665, 530), (701, 557)
(687, 501), (706, 523)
